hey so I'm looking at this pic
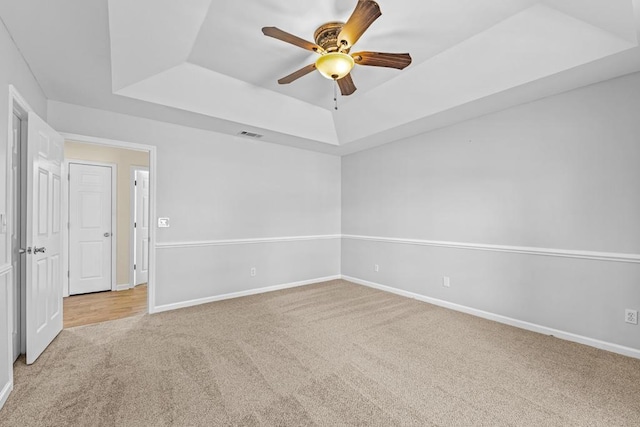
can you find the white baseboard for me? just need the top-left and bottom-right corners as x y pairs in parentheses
(115, 283), (132, 291)
(153, 275), (342, 314)
(0, 380), (12, 411)
(342, 275), (640, 360)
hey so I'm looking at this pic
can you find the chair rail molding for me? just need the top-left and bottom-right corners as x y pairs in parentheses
(342, 234), (640, 264)
(156, 234), (342, 249)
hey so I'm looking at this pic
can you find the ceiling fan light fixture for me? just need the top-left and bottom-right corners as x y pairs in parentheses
(315, 52), (354, 80)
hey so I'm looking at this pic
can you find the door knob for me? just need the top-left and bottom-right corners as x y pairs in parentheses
(104, 232), (111, 237)
(33, 247), (46, 254)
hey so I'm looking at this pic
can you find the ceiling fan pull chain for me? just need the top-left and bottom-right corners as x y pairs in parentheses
(334, 79), (338, 110)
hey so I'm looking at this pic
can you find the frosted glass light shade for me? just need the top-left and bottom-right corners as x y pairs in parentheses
(315, 52), (355, 80)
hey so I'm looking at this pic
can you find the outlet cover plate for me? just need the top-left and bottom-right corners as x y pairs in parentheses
(625, 309), (638, 325)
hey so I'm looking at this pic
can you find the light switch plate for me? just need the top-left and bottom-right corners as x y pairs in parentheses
(158, 217), (170, 228)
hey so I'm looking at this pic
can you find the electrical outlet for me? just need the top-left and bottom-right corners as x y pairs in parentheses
(250, 267), (256, 277)
(443, 276), (450, 288)
(625, 309), (638, 325)
(374, 264), (379, 272)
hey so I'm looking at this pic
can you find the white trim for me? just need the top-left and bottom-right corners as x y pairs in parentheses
(61, 133), (155, 153)
(59, 133), (158, 314)
(156, 234), (342, 249)
(0, 265), (12, 276)
(1, 266), (13, 410)
(342, 234), (640, 264)
(65, 161), (118, 294)
(4, 86), (33, 410)
(153, 275), (341, 313)
(156, 234), (640, 262)
(6, 86), (33, 298)
(116, 283), (132, 291)
(61, 158), (68, 297)
(0, 381), (12, 412)
(8, 85), (34, 116)
(342, 275), (640, 360)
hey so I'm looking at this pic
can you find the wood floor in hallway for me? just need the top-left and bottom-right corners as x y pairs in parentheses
(63, 284), (147, 328)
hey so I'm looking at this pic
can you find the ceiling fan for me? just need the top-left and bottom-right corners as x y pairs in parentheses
(262, 0), (411, 97)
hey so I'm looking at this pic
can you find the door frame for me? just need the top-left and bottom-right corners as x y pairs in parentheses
(63, 160), (117, 296)
(2, 85), (33, 409)
(59, 133), (158, 314)
(129, 166), (149, 288)
(10, 104), (27, 361)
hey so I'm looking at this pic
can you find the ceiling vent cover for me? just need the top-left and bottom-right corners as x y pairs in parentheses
(238, 131), (263, 139)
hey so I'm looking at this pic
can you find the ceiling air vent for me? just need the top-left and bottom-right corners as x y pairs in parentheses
(238, 131), (263, 139)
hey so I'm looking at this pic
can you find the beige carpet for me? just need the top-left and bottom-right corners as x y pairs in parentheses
(1, 280), (639, 426)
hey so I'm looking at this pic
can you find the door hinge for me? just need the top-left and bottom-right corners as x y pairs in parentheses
(135, 180), (137, 186)
(134, 222), (137, 228)
(67, 270), (70, 278)
(134, 264), (136, 270)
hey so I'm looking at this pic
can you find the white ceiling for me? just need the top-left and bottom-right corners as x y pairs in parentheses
(1, 0), (639, 155)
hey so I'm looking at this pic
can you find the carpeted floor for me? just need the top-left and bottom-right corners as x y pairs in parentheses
(1, 279), (639, 426)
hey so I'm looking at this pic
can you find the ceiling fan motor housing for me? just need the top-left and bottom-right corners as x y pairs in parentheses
(314, 22), (348, 53)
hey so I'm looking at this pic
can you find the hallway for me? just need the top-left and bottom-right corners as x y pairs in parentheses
(63, 285), (147, 328)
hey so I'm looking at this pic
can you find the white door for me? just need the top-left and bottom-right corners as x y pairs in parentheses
(135, 170), (149, 285)
(69, 164), (112, 295)
(25, 112), (64, 365)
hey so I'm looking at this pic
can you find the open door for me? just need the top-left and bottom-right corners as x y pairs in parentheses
(25, 112), (64, 365)
(135, 170), (149, 285)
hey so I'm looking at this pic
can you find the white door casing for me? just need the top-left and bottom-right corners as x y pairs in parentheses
(61, 132), (157, 315)
(69, 164), (112, 295)
(11, 113), (22, 362)
(25, 112), (64, 365)
(135, 170), (149, 285)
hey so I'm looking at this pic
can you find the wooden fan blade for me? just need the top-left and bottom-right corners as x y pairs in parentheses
(337, 74), (357, 96)
(262, 27), (323, 53)
(278, 63), (317, 84)
(338, 1), (382, 49)
(352, 51), (412, 69)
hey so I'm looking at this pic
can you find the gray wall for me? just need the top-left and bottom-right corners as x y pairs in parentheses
(342, 72), (640, 351)
(47, 101), (341, 309)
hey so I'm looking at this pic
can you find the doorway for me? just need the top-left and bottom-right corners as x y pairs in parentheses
(62, 138), (153, 328)
(10, 102), (27, 363)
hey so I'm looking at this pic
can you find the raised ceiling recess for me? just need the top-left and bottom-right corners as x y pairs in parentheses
(2, 0), (636, 154)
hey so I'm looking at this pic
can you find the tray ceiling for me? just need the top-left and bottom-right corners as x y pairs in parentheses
(1, 0), (639, 154)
